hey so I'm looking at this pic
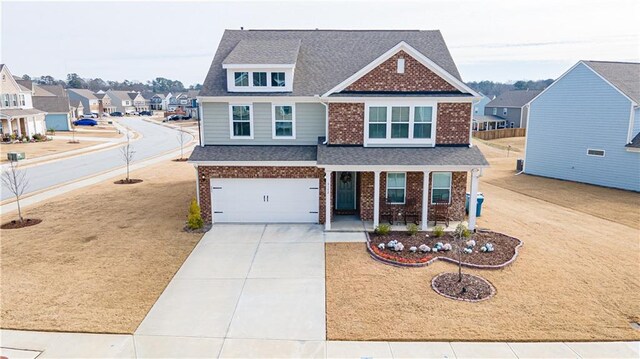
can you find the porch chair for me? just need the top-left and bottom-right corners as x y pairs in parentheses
(431, 200), (451, 228)
(379, 197), (395, 225)
(403, 198), (420, 225)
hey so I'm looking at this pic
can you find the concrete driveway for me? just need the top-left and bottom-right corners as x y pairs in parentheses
(135, 224), (329, 357)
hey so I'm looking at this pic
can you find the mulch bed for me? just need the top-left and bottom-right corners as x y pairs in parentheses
(431, 272), (496, 302)
(113, 179), (143, 185)
(367, 230), (522, 268)
(1, 218), (42, 229)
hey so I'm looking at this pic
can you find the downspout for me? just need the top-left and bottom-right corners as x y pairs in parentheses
(197, 99), (204, 147)
(316, 95), (329, 144)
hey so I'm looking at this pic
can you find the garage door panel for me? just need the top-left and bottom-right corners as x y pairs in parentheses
(211, 179), (319, 223)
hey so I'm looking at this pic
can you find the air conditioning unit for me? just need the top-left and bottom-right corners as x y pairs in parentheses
(7, 152), (25, 162)
(516, 158), (524, 172)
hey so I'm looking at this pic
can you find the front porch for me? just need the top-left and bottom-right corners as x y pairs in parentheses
(323, 169), (483, 232)
(0, 109), (47, 139)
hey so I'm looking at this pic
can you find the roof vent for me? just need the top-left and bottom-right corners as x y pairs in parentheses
(397, 58), (405, 74)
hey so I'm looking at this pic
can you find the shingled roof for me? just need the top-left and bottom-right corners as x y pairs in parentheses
(201, 29), (463, 97)
(583, 61), (640, 104)
(486, 89), (542, 108)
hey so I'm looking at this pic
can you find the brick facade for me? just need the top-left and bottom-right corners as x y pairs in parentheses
(328, 102), (364, 145)
(436, 102), (472, 145)
(356, 171), (467, 222)
(345, 51), (458, 93)
(197, 166), (326, 224)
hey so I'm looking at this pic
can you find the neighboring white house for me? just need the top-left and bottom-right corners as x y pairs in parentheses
(0, 64), (47, 139)
(525, 60), (639, 192)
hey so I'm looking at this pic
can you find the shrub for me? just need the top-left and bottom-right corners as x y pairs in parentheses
(433, 225), (445, 237)
(47, 128), (56, 135)
(454, 223), (472, 239)
(32, 133), (44, 141)
(406, 223), (419, 236)
(374, 223), (391, 235)
(186, 198), (203, 230)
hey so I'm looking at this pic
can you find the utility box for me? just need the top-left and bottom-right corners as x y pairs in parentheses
(516, 158), (524, 172)
(7, 152), (25, 162)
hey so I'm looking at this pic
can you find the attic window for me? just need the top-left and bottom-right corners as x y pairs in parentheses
(397, 58), (405, 74)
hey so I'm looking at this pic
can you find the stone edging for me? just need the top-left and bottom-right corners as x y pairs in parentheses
(431, 272), (496, 302)
(365, 231), (523, 269)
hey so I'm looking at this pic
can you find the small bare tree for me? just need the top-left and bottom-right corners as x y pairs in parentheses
(2, 161), (29, 222)
(121, 132), (135, 182)
(176, 129), (188, 160)
(453, 223), (472, 282)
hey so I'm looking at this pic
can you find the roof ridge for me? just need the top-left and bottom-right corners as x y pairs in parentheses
(582, 60), (640, 65)
(237, 29), (434, 32)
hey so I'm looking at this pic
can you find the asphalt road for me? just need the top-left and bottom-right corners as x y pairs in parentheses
(1, 118), (193, 201)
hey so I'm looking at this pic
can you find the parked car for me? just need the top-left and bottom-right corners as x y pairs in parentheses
(102, 112), (110, 117)
(73, 118), (98, 126)
(110, 112), (123, 117)
(180, 114), (192, 120)
(139, 111), (153, 116)
(81, 113), (97, 118)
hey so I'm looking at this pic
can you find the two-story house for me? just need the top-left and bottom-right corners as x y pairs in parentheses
(525, 60), (639, 191)
(67, 89), (100, 116)
(106, 90), (137, 114)
(94, 91), (116, 114)
(150, 93), (166, 110)
(189, 30), (489, 231)
(186, 89), (200, 119)
(484, 89), (541, 129)
(161, 92), (173, 111)
(128, 91), (149, 112)
(0, 64), (47, 138)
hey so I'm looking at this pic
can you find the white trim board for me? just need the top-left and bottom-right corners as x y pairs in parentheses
(321, 41), (481, 98)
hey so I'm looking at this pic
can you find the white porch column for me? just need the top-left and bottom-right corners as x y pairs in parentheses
(421, 170), (431, 231)
(373, 170), (381, 229)
(468, 168), (480, 231)
(325, 169), (332, 231)
(6, 119), (12, 135)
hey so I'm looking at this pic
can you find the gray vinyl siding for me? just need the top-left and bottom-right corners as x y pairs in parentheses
(484, 106), (523, 127)
(202, 102), (325, 145)
(525, 62), (639, 192)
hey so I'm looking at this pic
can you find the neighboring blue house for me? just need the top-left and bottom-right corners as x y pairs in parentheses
(32, 84), (72, 131)
(473, 93), (491, 116)
(525, 60), (639, 192)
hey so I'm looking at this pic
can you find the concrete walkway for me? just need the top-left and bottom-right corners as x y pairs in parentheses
(1, 226), (638, 358)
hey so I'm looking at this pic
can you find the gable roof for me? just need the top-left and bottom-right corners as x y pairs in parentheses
(201, 29), (464, 97)
(487, 89), (542, 108)
(582, 61), (640, 104)
(223, 39), (301, 65)
(16, 79), (33, 92)
(33, 96), (70, 113)
(107, 90), (135, 101)
(36, 84), (66, 97)
(127, 92), (138, 100)
(187, 90), (200, 99)
(68, 88), (98, 99)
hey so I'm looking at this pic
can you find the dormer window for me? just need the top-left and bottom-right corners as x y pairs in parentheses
(271, 72), (285, 87)
(234, 72), (249, 87)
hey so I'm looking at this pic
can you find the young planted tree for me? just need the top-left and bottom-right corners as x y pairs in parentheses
(453, 223), (472, 282)
(2, 161), (29, 223)
(176, 129), (188, 160)
(121, 132), (135, 182)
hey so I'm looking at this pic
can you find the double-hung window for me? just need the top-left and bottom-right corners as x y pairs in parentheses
(391, 107), (410, 138)
(3, 94), (9, 107)
(368, 107), (387, 138)
(271, 72), (285, 87)
(230, 105), (252, 138)
(386, 172), (406, 204)
(234, 72), (249, 87)
(431, 172), (452, 204)
(253, 72), (267, 87)
(273, 105), (294, 138)
(414, 106), (433, 139)
(19, 94), (25, 106)
(11, 94), (17, 106)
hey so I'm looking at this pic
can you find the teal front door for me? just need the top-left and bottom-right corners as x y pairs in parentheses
(335, 172), (356, 210)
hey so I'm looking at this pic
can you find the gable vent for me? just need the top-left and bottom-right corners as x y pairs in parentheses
(397, 58), (405, 74)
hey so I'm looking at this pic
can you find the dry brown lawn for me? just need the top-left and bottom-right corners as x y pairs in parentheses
(326, 139), (640, 342)
(0, 159), (202, 334)
(0, 140), (101, 163)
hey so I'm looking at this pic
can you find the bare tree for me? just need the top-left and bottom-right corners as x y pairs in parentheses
(121, 132), (135, 182)
(176, 129), (188, 160)
(453, 223), (472, 282)
(2, 161), (29, 222)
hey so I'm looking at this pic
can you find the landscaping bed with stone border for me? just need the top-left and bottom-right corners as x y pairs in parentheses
(366, 230), (522, 268)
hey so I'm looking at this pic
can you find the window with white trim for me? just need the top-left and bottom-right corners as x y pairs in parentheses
(271, 72), (285, 87)
(273, 104), (294, 138)
(19, 94), (25, 106)
(368, 107), (387, 138)
(11, 94), (17, 106)
(3, 94), (9, 107)
(365, 103), (436, 144)
(414, 106), (433, 139)
(391, 107), (410, 138)
(431, 172), (452, 204)
(587, 149), (605, 157)
(234, 72), (249, 87)
(230, 105), (252, 138)
(386, 172), (406, 204)
(253, 72), (267, 87)
(492, 107), (497, 115)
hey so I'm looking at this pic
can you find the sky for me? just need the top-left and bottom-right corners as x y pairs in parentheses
(1, 0), (639, 86)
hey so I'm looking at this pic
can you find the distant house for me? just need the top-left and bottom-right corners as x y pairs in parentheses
(472, 93), (504, 131)
(67, 89), (100, 115)
(141, 91), (155, 110)
(94, 92), (117, 114)
(0, 64), (47, 138)
(474, 93), (491, 115)
(32, 84), (73, 131)
(150, 93), (166, 110)
(186, 89), (199, 119)
(106, 90), (137, 114)
(525, 60), (639, 192)
(128, 92), (149, 112)
(70, 98), (84, 118)
(485, 89), (541, 128)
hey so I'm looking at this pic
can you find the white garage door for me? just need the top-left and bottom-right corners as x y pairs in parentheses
(211, 178), (319, 223)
